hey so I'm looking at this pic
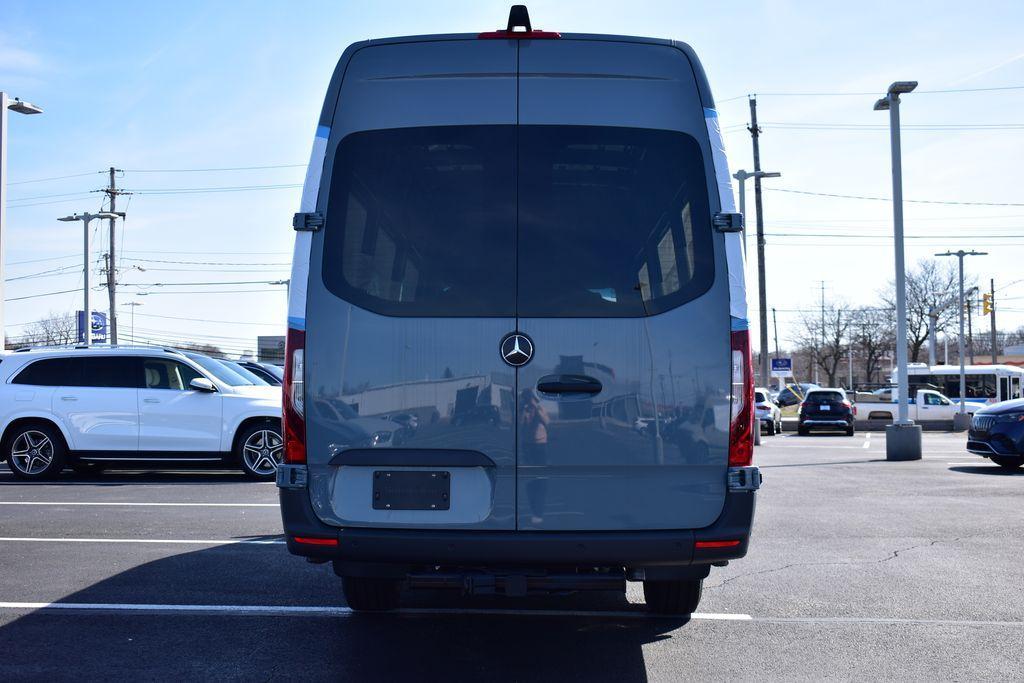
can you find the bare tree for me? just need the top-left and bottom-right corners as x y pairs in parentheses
(792, 303), (853, 387)
(19, 312), (79, 347)
(851, 306), (895, 384)
(884, 259), (973, 363)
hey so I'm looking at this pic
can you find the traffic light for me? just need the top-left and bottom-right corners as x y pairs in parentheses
(982, 293), (993, 316)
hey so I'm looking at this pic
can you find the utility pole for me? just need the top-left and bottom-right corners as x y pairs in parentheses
(936, 250), (986, 430)
(748, 97), (770, 388)
(58, 211), (120, 347)
(772, 306), (780, 358)
(988, 279), (997, 363)
(101, 167), (128, 344)
(966, 293), (974, 364)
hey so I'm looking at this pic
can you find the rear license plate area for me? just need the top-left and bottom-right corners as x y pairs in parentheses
(373, 471), (450, 510)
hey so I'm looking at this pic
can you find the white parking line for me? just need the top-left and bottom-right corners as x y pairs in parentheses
(0, 537), (285, 545)
(0, 601), (751, 621)
(0, 501), (277, 508)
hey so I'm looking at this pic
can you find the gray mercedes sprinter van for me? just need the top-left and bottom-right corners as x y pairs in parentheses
(278, 6), (761, 614)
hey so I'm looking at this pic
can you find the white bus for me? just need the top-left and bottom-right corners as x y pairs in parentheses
(903, 363), (1024, 404)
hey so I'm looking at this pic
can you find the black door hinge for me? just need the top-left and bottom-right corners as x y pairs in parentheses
(713, 212), (744, 233)
(293, 212), (324, 232)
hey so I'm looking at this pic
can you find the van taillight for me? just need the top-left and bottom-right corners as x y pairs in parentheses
(729, 330), (754, 467)
(283, 327), (306, 464)
(478, 29), (561, 38)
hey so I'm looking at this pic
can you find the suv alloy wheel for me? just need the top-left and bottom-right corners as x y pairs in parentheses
(5, 423), (67, 480)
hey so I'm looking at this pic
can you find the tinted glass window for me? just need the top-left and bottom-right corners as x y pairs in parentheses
(517, 127), (713, 316)
(323, 126), (516, 316)
(754, 391), (767, 402)
(183, 353), (254, 386)
(12, 358), (81, 386)
(808, 391), (845, 402)
(81, 357), (141, 388)
(143, 358), (202, 390)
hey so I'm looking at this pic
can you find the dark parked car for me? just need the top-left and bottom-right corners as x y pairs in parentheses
(967, 398), (1024, 470)
(776, 382), (819, 407)
(798, 388), (855, 436)
(237, 361), (284, 386)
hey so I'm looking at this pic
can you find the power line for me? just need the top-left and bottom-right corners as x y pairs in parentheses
(7, 254), (79, 266)
(127, 257), (290, 266)
(7, 171), (104, 186)
(4, 288), (82, 303)
(122, 310), (283, 327)
(720, 84), (1024, 100)
(129, 183), (302, 195)
(121, 280), (288, 287)
(767, 188), (1024, 207)
(123, 163), (306, 173)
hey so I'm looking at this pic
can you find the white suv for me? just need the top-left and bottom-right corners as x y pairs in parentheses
(0, 346), (282, 481)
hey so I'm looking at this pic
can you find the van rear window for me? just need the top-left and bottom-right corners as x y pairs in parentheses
(321, 125), (712, 317)
(323, 125), (517, 317)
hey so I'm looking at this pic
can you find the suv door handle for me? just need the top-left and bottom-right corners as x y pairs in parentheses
(143, 398), (160, 404)
(536, 374), (602, 395)
(60, 396), (78, 402)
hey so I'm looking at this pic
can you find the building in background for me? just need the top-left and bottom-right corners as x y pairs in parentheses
(257, 335), (285, 365)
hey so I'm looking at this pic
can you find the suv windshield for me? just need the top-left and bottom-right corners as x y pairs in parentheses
(183, 352), (256, 386)
(322, 125), (713, 318)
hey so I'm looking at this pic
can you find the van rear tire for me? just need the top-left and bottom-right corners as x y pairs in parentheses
(643, 578), (702, 615)
(342, 576), (401, 611)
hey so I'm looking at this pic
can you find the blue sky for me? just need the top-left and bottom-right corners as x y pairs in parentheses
(2, 0), (1023, 359)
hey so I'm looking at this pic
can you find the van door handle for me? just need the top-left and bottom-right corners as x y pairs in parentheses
(60, 396), (78, 402)
(143, 398), (160, 404)
(536, 374), (602, 395)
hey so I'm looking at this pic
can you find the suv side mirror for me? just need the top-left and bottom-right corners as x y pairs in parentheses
(190, 377), (217, 392)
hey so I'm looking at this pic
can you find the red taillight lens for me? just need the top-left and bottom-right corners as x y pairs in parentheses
(478, 29), (561, 39)
(283, 327), (306, 464)
(729, 329), (754, 467)
(293, 536), (337, 547)
(696, 540), (741, 549)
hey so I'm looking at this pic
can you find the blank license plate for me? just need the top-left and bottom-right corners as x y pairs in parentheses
(373, 471), (450, 511)
(820, 404), (830, 411)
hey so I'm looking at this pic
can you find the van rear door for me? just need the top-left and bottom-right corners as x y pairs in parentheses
(514, 40), (731, 530)
(304, 40), (519, 530)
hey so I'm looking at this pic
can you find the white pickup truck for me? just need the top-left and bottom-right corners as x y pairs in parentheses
(856, 389), (985, 421)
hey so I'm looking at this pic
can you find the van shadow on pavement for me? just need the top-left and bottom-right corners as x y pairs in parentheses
(0, 543), (686, 681)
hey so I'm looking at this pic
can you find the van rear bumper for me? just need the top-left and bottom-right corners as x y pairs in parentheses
(279, 487), (755, 568)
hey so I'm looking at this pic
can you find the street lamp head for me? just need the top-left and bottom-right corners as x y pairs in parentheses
(760, 171), (782, 178)
(57, 215), (81, 222)
(7, 98), (43, 115)
(888, 81), (918, 95)
(873, 98), (890, 111)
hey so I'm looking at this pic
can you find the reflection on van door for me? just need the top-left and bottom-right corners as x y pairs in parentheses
(514, 41), (732, 531)
(305, 39), (520, 530)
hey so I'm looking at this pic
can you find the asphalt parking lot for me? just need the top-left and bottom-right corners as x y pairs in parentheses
(0, 433), (1021, 681)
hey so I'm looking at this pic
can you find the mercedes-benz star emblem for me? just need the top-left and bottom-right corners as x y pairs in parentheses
(500, 332), (534, 367)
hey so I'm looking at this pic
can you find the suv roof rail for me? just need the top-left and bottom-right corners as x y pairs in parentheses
(7, 343), (185, 355)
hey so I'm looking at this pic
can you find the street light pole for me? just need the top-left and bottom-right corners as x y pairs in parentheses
(874, 81), (921, 461)
(58, 212), (120, 347)
(733, 163), (781, 387)
(733, 169), (781, 260)
(0, 93), (44, 347)
(936, 251), (986, 430)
